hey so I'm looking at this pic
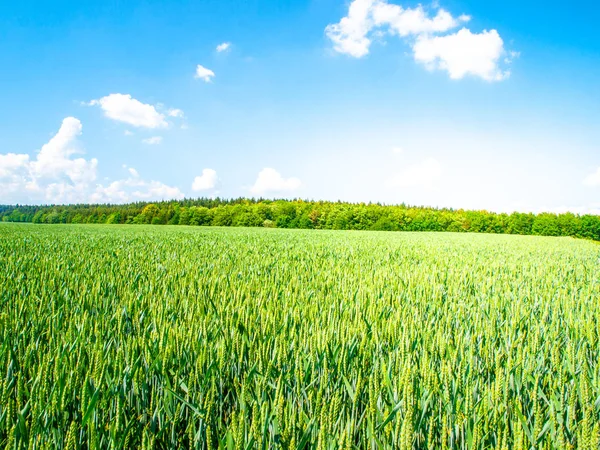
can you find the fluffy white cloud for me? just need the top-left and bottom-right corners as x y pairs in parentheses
(142, 136), (163, 145)
(0, 153), (32, 198)
(192, 169), (218, 191)
(0, 153), (30, 178)
(216, 42), (231, 52)
(89, 94), (168, 128)
(30, 117), (98, 185)
(0, 117), (98, 203)
(326, 0), (512, 81)
(195, 65), (215, 82)
(583, 167), (600, 187)
(250, 168), (301, 196)
(0, 118), (184, 204)
(413, 28), (508, 81)
(387, 157), (442, 188)
(326, 0), (373, 58)
(325, 0), (465, 58)
(372, 3), (464, 36)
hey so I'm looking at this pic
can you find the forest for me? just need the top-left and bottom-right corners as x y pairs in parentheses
(2, 198), (600, 241)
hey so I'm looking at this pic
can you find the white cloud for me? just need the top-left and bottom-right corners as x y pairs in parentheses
(387, 157), (442, 188)
(413, 28), (509, 81)
(250, 168), (301, 196)
(325, 0), (465, 58)
(142, 136), (163, 145)
(0, 117), (98, 203)
(326, 0), (384, 58)
(392, 146), (404, 154)
(0, 153), (30, 178)
(89, 94), (168, 128)
(90, 165), (183, 203)
(0, 118), (184, 204)
(91, 173), (184, 204)
(30, 117), (98, 186)
(373, 3), (464, 36)
(192, 168), (218, 191)
(167, 108), (185, 118)
(583, 167), (600, 187)
(195, 65), (215, 82)
(216, 42), (231, 52)
(0, 153), (32, 198)
(124, 130), (134, 136)
(326, 0), (512, 81)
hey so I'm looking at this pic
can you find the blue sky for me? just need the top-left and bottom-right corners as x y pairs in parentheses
(1, 0), (600, 212)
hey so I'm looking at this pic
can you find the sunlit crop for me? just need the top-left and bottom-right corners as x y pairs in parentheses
(1, 224), (599, 449)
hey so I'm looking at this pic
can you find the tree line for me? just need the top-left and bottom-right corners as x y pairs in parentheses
(2, 198), (600, 240)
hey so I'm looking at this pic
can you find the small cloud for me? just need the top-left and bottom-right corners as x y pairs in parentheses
(167, 108), (185, 118)
(216, 42), (231, 52)
(392, 147), (404, 154)
(127, 167), (140, 178)
(583, 167), (600, 187)
(504, 50), (520, 64)
(88, 93), (169, 128)
(250, 168), (301, 196)
(195, 65), (215, 82)
(191, 168), (218, 191)
(142, 136), (163, 145)
(124, 130), (134, 136)
(387, 157), (442, 188)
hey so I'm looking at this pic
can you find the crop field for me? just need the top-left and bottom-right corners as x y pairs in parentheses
(1, 224), (600, 449)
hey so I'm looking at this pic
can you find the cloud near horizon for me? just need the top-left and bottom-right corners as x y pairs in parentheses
(0, 118), (184, 204)
(192, 169), (218, 191)
(250, 168), (301, 196)
(91, 166), (184, 203)
(0, 119), (305, 204)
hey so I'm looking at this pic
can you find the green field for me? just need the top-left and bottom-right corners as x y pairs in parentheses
(1, 224), (599, 449)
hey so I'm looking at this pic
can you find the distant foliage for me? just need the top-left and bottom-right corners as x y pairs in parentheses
(1, 198), (600, 240)
(1, 225), (599, 448)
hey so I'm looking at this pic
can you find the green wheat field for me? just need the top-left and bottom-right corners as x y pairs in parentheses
(1, 224), (599, 449)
